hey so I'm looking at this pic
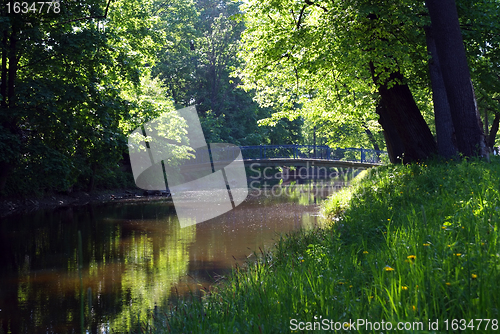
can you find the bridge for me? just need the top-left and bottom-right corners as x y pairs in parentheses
(238, 145), (387, 168)
(220, 145), (387, 169)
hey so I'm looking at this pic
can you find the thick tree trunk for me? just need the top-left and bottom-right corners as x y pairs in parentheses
(376, 101), (404, 163)
(425, 26), (458, 159)
(426, 0), (487, 157)
(370, 64), (437, 163)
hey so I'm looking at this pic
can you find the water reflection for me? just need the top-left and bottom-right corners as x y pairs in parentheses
(0, 179), (346, 333)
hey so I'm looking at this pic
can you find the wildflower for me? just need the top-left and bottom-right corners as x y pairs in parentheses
(423, 243), (430, 247)
(472, 274), (478, 279)
(387, 218), (391, 221)
(481, 242), (485, 246)
(384, 266), (395, 272)
(338, 282), (344, 285)
(454, 253), (462, 257)
(301, 260), (305, 262)
(441, 226), (446, 229)
(369, 296), (374, 299)
(401, 286), (408, 290)
(407, 255), (416, 261)
(446, 282), (451, 286)
(412, 305), (417, 312)
(363, 251), (369, 254)
(349, 285), (353, 288)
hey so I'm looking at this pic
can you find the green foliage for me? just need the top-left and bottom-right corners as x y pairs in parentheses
(236, 0), (500, 151)
(148, 157), (500, 333)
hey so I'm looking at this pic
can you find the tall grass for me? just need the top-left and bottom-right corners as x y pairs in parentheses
(148, 157), (500, 333)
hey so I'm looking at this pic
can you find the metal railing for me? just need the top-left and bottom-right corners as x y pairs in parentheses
(238, 145), (387, 163)
(180, 144), (387, 165)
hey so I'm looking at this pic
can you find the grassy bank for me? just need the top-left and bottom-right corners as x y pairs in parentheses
(148, 157), (500, 333)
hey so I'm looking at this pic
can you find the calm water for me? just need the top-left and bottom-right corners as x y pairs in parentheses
(0, 179), (347, 333)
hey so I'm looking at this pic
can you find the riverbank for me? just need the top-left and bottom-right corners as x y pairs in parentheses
(0, 188), (171, 217)
(150, 157), (500, 333)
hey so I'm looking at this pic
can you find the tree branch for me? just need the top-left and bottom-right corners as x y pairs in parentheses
(50, 0), (112, 28)
(296, 5), (307, 30)
(304, 0), (328, 12)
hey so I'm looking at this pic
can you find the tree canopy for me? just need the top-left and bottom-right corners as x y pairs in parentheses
(1, 0), (499, 195)
(237, 0), (500, 162)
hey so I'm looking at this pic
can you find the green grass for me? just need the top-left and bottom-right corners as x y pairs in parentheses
(146, 157), (500, 333)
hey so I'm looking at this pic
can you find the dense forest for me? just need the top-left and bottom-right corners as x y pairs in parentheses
(0, 0), (499, 196)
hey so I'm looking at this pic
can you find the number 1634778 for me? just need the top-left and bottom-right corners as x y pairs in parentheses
(6, 2), (61, 14)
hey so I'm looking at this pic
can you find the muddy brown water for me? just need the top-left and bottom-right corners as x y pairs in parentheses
(0, 179), (347, 333)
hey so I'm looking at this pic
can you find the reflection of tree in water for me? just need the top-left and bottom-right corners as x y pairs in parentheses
(0, 202), (195, 334)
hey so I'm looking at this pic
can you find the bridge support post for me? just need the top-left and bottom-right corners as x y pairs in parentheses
(361, 148), (365, 162)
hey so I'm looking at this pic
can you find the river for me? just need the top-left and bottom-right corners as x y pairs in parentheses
(0, 177), (348, 333)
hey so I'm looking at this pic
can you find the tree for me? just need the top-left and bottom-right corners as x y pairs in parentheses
(237, 0), (440, 162)
(426, 0), (487, 157)
(0, 0), (169, 195)
(237, 0), (499, 162)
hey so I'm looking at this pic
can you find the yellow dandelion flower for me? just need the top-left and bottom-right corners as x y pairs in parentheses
(481, 242), (485, 246)
(412, 305), (417, 312)
(446, 282), (451, 286)
(349, 285), (353, 288)
(401, 286), (408, 290)
(441, 226), (446, 229)
(407, 255), (416, 261)
(416, 285), (419, 288)
(338, 282), (344, 285)
(363, 251), (369, 254)
(454, 253), (462, 257)
(472, 274), (478, 279)
(384, 266), (395, 272)
(369, 296), (374, 299)
(301, 259), (305, 262)
(423, 243), (430, 247)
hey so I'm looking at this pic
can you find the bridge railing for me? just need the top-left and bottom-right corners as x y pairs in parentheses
(239, 145), (387, 163)
(177, 145), (387, 165)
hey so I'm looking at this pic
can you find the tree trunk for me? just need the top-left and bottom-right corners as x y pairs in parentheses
(375, 101), (404, 163)
(487, 113), (500, 150)
(425, 26), (457, 159)
(362, 124), (380, 152)
(370, 64), (437, 163)
(1, 30), (7, 108)
(426, 0), (487, 157)
(0, 27), (18, 195)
